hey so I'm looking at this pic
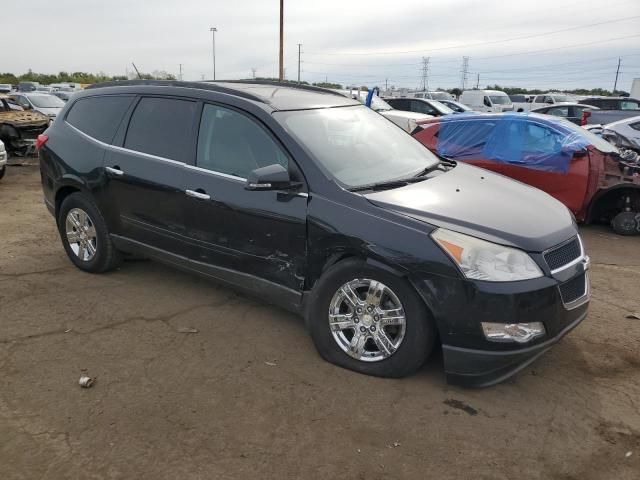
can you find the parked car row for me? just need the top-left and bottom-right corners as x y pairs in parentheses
(38, 80), (591, 387)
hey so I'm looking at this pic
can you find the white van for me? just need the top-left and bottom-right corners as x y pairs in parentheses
(459, 89), (514, 112)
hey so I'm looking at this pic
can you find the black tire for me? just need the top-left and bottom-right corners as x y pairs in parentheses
(0, 165), (5, 180)
(57, 192), (121, 273)
(611, 211), (640, 236)
(307, 258), (435, 378)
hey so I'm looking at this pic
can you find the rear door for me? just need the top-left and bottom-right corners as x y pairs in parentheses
(102, 96), (198, 255)
(182, 102), (308, 291)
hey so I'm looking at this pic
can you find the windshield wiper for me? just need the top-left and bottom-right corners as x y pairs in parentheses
(349, 177), (426, 193)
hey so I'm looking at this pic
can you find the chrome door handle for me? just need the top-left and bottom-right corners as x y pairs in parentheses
(185, 189), (211, 200)
(105, 166), (124, 176)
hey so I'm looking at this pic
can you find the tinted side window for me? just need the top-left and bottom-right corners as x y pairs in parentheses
(389, 98), (410, 110)
(620, 100), (639, 110)
(547, 106), (569, 117)
(196, 104), (288, 179)
(483, 96), (491, 107)
(124, 97), (197, 162)
(66, 96), (135, 144)
(411, 100), (436, 115)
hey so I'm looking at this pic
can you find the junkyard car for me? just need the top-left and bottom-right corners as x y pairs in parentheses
(0, 95), (49, 156)
(599, 115), (640, 153)
(414, 113), (640, 235)
(0, 139), (7, 179)
(39, 81), (589, 387)
(9, 92), (65, 121)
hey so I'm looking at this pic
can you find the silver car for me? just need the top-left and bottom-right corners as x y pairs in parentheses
(602, 115), (640, 152)
(8, 92), (65, 121)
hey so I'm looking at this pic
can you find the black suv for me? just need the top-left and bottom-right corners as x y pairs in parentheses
(580, 97), (640, 110)
(38, 80), (590, 387)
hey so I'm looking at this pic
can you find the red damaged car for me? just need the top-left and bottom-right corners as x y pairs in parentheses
(413, 113), (640, 234)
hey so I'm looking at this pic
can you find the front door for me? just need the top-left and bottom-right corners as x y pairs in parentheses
(182, 103), (307, 292)
(499, 121), (589, 214)
(102, 96), (198, 255)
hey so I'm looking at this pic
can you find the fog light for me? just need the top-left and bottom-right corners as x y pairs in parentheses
(481, 322), (545, 343)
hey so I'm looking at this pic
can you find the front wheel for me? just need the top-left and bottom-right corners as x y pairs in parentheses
(308, 259), (435, 378)
(0, 166), (5, 180)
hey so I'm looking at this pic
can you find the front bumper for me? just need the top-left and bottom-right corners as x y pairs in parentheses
(443, 306), (587, 387)
(411, 241), (590, 387)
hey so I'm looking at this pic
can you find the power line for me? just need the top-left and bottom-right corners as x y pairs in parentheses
(472, 34), (640, 60)
(304, 16), (639, 56)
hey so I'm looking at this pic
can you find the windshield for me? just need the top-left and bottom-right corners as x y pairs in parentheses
(551, 95), (572, 103)
(276, 106), (440, 188)
(28, 95), (65, 108)
(559, 118), (618, 153)
(489, 95), (512, 105)
(444, 100), (470, 112)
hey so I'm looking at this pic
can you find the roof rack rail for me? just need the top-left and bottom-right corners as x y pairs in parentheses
(213, 79), (346, 98)
(85, 79), (267, 104)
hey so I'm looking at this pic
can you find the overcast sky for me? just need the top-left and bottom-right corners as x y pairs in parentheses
(2, 0), (639, 90)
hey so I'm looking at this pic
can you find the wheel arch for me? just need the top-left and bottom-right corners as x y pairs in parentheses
(586, 183), (640, 223)
(54, 176), (90, 219)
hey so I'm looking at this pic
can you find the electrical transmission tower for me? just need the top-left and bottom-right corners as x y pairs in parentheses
(421, 57), (430, 91)
(460, 56), (470, 90)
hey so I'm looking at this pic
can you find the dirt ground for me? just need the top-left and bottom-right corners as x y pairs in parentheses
(1, 162), (639, 480)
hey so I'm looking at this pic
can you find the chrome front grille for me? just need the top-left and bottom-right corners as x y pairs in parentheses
(559, 272), (587, 305)
(544, 236), (582, 272)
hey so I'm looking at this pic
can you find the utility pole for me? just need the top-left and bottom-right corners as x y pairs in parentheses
(251, 67), (257, 79)
(179, 64), (183, 81)
(210, 27), (218, 80)
(279, 0), (284, 81)
(476, 73), (480, 89)
(385, 78), (388, 90)
(460, 56), (469, 90)
(421, 57), (430, 91)
(613, 57), (621, 93)
(297, 43), (302, 83)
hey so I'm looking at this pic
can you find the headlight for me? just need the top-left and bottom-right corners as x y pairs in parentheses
(431, 228), (543, 281)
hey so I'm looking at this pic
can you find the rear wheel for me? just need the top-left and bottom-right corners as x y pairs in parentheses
(57, 193), (121, 272)
(611, 211), (640, 235)
(308, 259), (435, 378)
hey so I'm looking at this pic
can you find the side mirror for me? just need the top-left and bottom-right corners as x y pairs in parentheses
(245, 163), (297, 191)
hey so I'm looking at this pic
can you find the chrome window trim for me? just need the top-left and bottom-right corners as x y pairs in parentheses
(67, 120), (309, 191)
(184, 163), (246, 182)
(68, 121), (244, 180)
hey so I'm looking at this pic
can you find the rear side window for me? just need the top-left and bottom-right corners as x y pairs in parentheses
(411, 100), (436, 115)
(124, 97), (197, 162)
(66, 96), (134, 144)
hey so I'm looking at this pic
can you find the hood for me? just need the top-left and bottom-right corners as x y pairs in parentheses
(35, 107), (62, 117)
(364, 163), (576, 252)
(0, 110), (49, 127)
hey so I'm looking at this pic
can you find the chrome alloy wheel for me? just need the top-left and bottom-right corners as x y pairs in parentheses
(65, 208), (97, 262)
(328, 279), (407, 362)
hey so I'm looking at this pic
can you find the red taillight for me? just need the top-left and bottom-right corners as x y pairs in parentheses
(36, 134), (49, 151)
(581, 110), (591, 126)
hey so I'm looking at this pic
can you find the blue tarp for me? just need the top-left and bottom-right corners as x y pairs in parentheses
(435, 113), (591, 174)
